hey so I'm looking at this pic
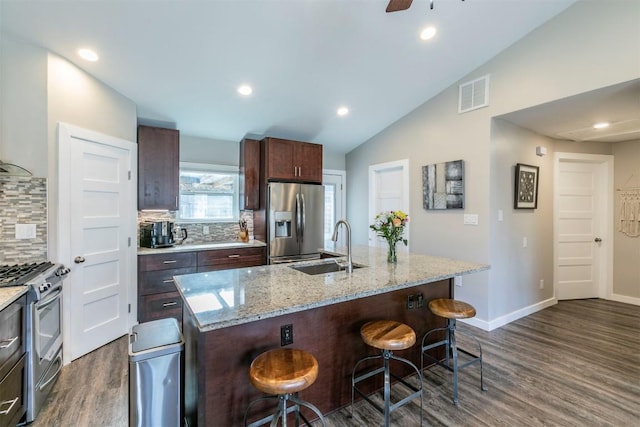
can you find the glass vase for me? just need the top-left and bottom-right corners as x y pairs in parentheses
(387, 241), (397, 264)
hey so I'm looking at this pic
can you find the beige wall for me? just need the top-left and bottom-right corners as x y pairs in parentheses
(346, 0), (640, 326)
(612, 141), (640, 299)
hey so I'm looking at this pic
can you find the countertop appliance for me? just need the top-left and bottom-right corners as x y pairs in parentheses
(140, 221), (174, 248)
(267, 182), (324, 264)
(0, 261), (70, 423)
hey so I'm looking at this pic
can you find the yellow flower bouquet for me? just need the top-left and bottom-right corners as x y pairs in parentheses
(370, 210), (409, 263)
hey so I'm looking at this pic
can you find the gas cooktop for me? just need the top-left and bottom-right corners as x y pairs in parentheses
(0, 261), (55, 287)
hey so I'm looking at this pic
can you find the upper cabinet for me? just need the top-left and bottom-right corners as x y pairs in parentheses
(138, 125), (180, 210)
(239, 138), (260, 210)
(263, 137), (323, 183)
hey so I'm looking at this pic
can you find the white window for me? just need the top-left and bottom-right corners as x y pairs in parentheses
(178, 162), (239, 222)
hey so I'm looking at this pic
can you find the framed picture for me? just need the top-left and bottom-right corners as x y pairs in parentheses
(422, 159), (464, 210)
(514, 163), (539, 209)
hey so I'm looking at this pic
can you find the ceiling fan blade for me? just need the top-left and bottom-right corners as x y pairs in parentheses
(386, 0), (413, 13)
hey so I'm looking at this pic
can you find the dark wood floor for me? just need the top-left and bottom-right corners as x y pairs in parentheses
(31, 299), (640, 426)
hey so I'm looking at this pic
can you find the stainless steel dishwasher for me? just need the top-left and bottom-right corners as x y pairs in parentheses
(129, 317), (184, 427)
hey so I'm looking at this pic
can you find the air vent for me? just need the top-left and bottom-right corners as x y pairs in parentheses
(459, 74), (490, 113)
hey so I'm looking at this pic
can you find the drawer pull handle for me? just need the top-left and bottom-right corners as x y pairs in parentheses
(228, 254), (241, 258)
(163, 302), (178, 307)
(0, 337), (18, 350)
(163, 260), (178, 264)
(0, 397), (19, 416)
(163, 279), (174, 284)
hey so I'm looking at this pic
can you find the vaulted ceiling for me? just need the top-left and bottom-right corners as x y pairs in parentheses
(6, 0), (633, 154)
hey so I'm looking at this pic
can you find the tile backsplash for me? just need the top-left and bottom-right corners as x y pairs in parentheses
(0, 176), (48, 263)
(137, 210), (254, 246)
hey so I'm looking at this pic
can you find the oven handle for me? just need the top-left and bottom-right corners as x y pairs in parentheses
(36, 288), (62, 309)
(37, 353), (63, 392)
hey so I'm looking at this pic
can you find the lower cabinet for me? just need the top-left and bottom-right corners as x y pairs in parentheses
(0, 295), (26, 427)
(138, 246), (266, 326)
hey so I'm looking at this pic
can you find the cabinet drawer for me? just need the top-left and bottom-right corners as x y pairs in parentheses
(138, 252), (196, 271)
(139, 292), (183, 324)
(139, 267), (196, 296)
(0, 353), (26, 427)
(0, 295), (25, 381)
(197, 247), (265, 270)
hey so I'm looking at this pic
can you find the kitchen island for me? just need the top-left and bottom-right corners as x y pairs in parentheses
(174, 246), (488, 426)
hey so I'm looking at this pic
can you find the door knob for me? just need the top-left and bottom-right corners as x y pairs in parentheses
(74, 256), (86, 264)
(594, 237), (602, 243)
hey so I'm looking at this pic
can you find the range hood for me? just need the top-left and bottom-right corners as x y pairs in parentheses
(0, 161), (32, 177)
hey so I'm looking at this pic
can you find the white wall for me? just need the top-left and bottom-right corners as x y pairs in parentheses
(612, 140), (640, 301)
(0, 37), (48, 177)
(346, 0), (640, 326)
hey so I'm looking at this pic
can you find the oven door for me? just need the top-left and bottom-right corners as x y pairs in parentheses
(33, 285), (63, 382)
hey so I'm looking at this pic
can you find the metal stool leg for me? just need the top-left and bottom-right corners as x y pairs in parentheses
(449, 319), (460, 406)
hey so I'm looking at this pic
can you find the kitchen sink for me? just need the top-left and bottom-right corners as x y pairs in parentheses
(290, 260), (364, 275)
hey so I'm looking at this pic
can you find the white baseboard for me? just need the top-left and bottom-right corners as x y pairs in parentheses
(608, 293), (640, 306)
(461, 297), (558, 332)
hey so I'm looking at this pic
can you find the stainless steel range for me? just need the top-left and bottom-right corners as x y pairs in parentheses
(0, 261), (70, 423)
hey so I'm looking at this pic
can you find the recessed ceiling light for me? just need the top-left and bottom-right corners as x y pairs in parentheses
(420, 26), (437, 41)
(337, 106), (349, 116)
(78, 48), (99, 62)
(593, 122), (610, 129)
(237, 85), (253, 96)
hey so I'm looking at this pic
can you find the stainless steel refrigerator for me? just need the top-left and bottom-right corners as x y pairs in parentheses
(267, 182), (324, 263)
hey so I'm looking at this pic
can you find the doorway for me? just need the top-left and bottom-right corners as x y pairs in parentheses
(323, 169), (346, 247)
(58, 123), (137, 363)
(553, 152), (614, 300)
(368, 159), (410, 251)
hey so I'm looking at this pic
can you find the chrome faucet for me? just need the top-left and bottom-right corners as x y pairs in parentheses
(331, 219), (353, 273)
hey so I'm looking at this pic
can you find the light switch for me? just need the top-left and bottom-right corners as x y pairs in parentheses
(463, 214), (479, 225)
(498, 210), (503, 221)
(15, 223), (37, 239)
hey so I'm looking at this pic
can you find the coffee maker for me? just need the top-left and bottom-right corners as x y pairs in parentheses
(140, 221), (175, 248)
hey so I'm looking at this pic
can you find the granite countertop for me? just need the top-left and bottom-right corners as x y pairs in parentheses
(0, 286), (29, 311)
(138, 239), (266, 255)
(173, 245), (489, 332)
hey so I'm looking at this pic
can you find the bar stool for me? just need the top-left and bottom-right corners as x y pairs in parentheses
(421, 298), (487, 405)
(244, 348), (326, 427)
(351, 320), (423, 427)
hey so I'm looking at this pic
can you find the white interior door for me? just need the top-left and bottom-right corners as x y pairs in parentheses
(323, 170), (345, 247)
(554, 153), (613, 300)
(368, 160), (410, 252)
(58, 123), (137, 362)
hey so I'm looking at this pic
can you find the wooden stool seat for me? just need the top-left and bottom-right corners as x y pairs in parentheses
(249, 348), (319, 396)
(360, 320), (416, 351)
(429, 298), (476, 320)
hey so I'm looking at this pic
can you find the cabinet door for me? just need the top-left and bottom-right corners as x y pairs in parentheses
(138, 125), (180, 210)
(239, 138), (260, 210)
(295, 142), (323, 183)
(264, 138), (296, 181)
(0, 354), (26, 427)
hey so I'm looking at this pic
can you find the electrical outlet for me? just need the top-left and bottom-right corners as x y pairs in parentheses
(539, 279), (544, 289)
(416, 293), (424, 308)
(407, 294), (414, 309)
(203, 225), (210, 235)
(280, 324), (293, 346)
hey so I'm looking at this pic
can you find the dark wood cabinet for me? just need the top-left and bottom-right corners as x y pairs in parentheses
(239, 138), (260, 210)
(263, 137), (322, 183)
(137, 125), (180, 210)
(138, 246), (266, 324)
(138, 252), (197, 327)
(0, 295), (26, 427)
(197, 247), (266, 272)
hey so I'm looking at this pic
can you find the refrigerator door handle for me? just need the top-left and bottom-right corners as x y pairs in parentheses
(300, 193), (306, 242)
(295, 193), (302, 243)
